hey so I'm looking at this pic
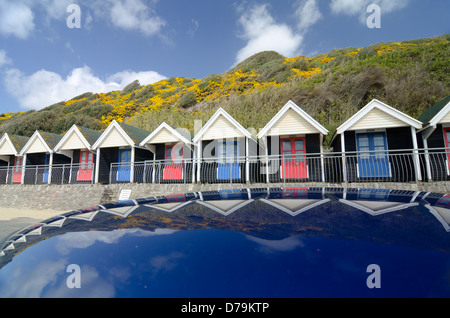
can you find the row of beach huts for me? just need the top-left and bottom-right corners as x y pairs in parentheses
(0, 96), (449, 185)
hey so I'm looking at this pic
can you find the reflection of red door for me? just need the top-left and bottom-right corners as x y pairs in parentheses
(281, 137), (307, 179)
(282, 187), (308, 198)
(163, 145), (183, 180)
(12, 157), (23, 183)
(77, 150), (94, 181)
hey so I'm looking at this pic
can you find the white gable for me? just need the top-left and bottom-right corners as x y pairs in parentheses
(202, 114), (245, 140)
(268, 108), (321, 135)
(336, 99), (422, 134)
(348, 107), (408, 130)
(59, 130), (87, 150)
(97, 126), (130, 148)
(0, 139), (15, 155)
(147, 127), (180, 144)
(27, 137), (48, 154)
(438, 110), (450, 125)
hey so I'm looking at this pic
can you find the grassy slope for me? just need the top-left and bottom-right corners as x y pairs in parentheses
(0, 34), (448, 147)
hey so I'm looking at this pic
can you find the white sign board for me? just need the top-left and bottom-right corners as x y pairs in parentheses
(118, 189), (132, 201)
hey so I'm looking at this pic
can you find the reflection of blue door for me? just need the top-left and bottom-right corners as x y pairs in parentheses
(43, 154), (50, 183)
(218, 141), (239, 180)
(356, 132), (390, 178)
(219, 189), (243, 199)
(117, 149), (131, 181)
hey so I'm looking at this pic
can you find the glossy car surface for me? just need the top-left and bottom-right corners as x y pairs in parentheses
(0, 187), (449, 298)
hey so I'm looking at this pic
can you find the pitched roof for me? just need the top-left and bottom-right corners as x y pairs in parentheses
(38, 131), (63, 149)
(140, 122), (192, 146)
(0, 133), (30, 155)
(77, 126), (102, 146)
(335, 99), (422, 135)
(117, 121), (151, 145)
(20, 130), (63, 155)
(92, 120), (151, 149)
(193, 107), (256, 143)
(257, 100), (328, 139)
(54, 124), (102, 151)
(417, 95), (450, 126)
(6, 134), (30, 153)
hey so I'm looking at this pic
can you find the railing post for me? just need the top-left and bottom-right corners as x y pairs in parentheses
(341, 133), (347, 183)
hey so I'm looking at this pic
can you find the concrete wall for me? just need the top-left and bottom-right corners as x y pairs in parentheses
(1, 181), (450, 212)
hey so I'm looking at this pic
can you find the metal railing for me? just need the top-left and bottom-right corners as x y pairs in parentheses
(107, 147), (450, 185)
(3, 147), (450, 185)
(0, 163), (95, 185)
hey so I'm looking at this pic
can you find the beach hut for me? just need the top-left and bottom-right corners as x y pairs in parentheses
(20, 131), (70, 184)
(416, 95), (450, 181)
(257, 100), (329, 182)
(330, 99), (422, 182)
(139, 122), (193, 183)
(92, 120), (153, 184)
(0, 133), (29, 184)
(192, 108), (258, 183)
(53, 125), (102, 183)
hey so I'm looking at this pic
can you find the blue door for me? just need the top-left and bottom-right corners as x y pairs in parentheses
(218, 141), (240, 180)
(356, 132), (390, 178)
(117, 149), (131, 182)
(43, 154), (50, 183)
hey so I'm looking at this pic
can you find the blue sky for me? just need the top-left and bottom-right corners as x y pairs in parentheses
(0, 0), (448, 114)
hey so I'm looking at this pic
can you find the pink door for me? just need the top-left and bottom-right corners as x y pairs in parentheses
(163, 145), (183, 180)
(281, 137), (307, 179)
(77, 150), (94, 181)
(12, 157), (23, 183)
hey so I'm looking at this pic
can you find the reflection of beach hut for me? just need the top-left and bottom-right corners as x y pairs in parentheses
(139, 122), (193, 183)
(92, 120), (153, 184)
(257, 100), (329, 182)
(424, 194), (450, 232)
(0, 133), (29, 184)
(193, 108), (258, 183)
(261, 187), (330, 216)
(339, 188), (419, 216)
(330, 99), (422, 182)
(53, 125), (101, 183)
(20, 131), (70, 184)
(417, 95), (450, 181)
(197, 191), (254, 215)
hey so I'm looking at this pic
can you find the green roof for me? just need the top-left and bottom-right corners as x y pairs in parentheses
(418, 95), (450, 125)
(76, 125), (102, 146)
(38, 131), (63, 149)
(8, 134), (30, 152)
(117, 122), (151, 145)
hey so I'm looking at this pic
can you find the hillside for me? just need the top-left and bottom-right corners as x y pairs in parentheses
(0, 34), (448, 146)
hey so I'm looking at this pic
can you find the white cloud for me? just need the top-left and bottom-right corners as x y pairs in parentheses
(188, 19), (199, 38)
(108, 70), (166, 87)
(295, 0), (322, 32)
(108, 0), (166, 36)
(0, 50), (11, 67)
(0, 0), (34, 39)
(235, 4), (303, 64)
(3, 66), (167, 110)
(330, 0), (410, 22)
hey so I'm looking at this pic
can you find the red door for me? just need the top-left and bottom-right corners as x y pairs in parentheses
(77, 150), (94, 181)
(163, 144), (183, 180)
(12, 157), (23, 183)
(281, 137), (307, 179)
(444, 128), (450, 174)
